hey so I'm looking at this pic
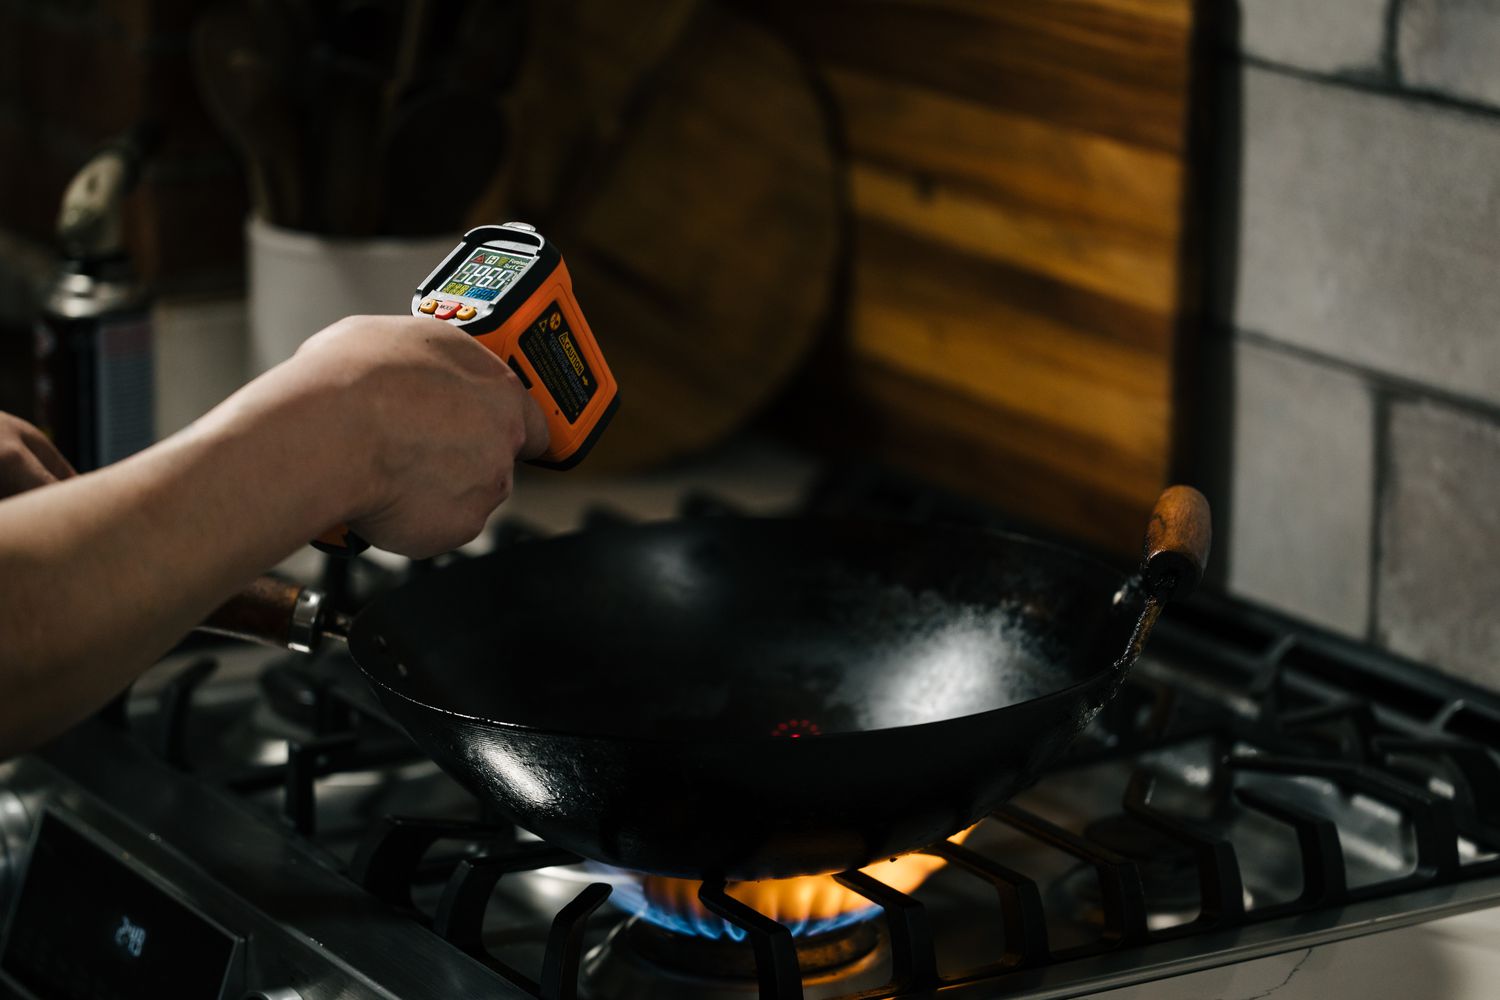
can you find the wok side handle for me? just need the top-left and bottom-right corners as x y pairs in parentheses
(1142, 485), (1212, 602)
(1115, 486), (1212, 666)
(199, 575), (348, 653)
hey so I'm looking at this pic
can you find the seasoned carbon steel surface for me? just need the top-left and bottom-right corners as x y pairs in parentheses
(350, 519), (1144, 881)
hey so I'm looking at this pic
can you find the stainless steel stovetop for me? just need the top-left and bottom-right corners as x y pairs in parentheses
(4, 458), (1500, 1000)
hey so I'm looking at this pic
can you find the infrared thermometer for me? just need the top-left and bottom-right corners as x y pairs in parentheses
(315, 222), (619, 555)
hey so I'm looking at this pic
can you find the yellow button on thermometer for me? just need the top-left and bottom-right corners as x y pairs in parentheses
(314, 222), (620, 556)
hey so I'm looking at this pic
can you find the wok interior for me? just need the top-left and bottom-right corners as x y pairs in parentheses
(361, 520), (1134, 740)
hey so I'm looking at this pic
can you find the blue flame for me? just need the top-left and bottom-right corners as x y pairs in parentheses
(605, 876), (880, 942)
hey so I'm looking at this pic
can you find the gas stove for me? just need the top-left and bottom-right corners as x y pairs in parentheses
(4, 453), (1500, 999)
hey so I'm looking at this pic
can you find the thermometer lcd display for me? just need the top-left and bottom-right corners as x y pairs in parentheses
(438, 249), (536, 303)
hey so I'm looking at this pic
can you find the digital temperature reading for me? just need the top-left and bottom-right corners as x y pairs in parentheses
(114, 916), (148, 957)
(439, 251), (533, 302)
(0, 814), (236, 999)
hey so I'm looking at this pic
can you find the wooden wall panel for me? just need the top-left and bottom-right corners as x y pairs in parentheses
(761, 0), (1200, 556)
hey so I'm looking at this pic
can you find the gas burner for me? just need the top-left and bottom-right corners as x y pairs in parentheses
(582, 917), (886, 1000)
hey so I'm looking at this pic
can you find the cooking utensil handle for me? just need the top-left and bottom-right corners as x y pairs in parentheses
(1142, 485), (1212, 601)
(200, 575), (348, 652)
(312, 522), (371, 557)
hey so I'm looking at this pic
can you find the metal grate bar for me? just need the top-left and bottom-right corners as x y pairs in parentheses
(539, 882), (612, 1000)
(995, 804), (1149, 946)
(282, 732), (358, 836)
(434, 844), (581, 953)
(348, 815), (511, 909)
(1230, 756), (1460, 880)
(698, 882), (804, 999)
(153, 656), (218, 768)
(926, 841), (1049, 966)
(1123, 772), (1246, 927)
(832, 868), (938, 989)
(1279, 699), (1381, 763)
(1245, 634), (1299, 714)
(1233, 786), (1348, 908)
(221, 738), (418, 794)
(1375, 735), (1500, 847)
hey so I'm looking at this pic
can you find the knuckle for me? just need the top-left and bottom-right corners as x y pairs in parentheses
(491, 468), (514, 505)
(21, 426), (56, 456)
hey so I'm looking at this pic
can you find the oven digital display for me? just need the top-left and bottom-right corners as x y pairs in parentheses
(1, 813), (236, 999)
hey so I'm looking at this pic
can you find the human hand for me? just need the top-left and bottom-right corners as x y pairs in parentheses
(273, 315), (548, 558)
(0, 412), (75, 499)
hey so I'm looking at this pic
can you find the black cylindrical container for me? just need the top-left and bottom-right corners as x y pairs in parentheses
(34, 256), (152, 472)
(32, 124), (156, 472)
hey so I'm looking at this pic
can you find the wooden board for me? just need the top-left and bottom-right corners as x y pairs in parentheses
(474, 1), (841, 472)
(755, 0), (1202, 556)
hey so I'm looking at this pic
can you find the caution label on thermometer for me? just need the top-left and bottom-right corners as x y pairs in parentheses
(519, 303), (597, 424)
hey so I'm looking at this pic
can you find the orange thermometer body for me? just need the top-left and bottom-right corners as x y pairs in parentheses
(316, 222), (619, 554)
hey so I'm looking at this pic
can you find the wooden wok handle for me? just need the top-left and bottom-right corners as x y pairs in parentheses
(200, 575), (344, 653)
(1142, 485), (1212, 601)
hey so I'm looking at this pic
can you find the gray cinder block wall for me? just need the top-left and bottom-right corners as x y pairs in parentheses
(1212, 0), (1500, 682)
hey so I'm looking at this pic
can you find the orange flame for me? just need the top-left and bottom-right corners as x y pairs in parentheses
(641, 824), (977, 929)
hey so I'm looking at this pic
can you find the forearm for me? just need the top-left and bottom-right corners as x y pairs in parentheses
(0, 312), (539, 757)
(0, 375), (361, 755)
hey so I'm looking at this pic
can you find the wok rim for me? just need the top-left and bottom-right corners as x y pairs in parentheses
(350, 517), (1140, 748)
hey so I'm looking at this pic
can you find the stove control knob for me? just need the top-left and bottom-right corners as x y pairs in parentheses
(243, 991), (302, 1000)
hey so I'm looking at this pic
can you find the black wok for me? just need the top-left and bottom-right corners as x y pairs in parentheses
(205, 486), (1210, 881)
